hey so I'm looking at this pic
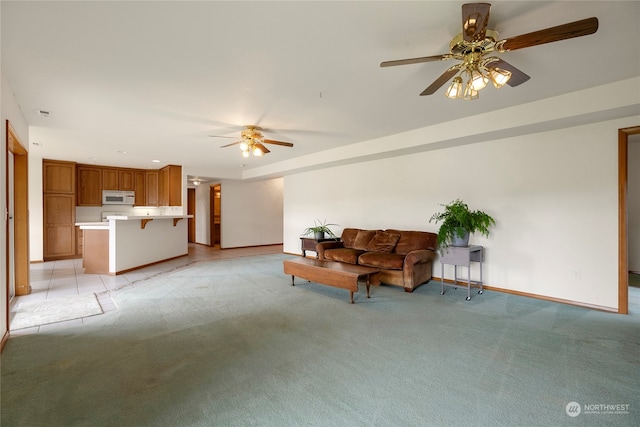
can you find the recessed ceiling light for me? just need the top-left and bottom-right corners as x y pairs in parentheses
(152, 159), (161, 163)
(32, 142), (42, 147)
(117, 150), (128, 154)
(36, 109), (51, 117)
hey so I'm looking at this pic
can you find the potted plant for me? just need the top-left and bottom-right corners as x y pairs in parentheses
(302, 219), (339, 240)
(429, 199), (495, 250)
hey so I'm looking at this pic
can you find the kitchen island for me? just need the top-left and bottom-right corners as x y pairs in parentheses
(76, 215), (192, 275)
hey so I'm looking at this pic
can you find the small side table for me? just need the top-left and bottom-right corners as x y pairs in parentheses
(300, 237), (339, 258)
(440, 245), (484, 301)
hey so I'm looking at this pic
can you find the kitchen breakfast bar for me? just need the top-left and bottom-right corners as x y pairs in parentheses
(76, 215), (192, 275)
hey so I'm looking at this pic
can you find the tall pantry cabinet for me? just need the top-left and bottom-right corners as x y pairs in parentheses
(43, 160), (77, 260)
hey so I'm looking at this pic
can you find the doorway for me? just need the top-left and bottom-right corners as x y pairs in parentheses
(210, 184), (221, 247)
(618, 126), (640, 315)
(187, 188), (195, 243)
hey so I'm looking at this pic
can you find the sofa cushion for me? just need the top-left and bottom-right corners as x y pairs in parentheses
(324, 248), (365, 265)
(366, 231), (400, 253)
(386, 229), (438, 255)
(351, 229), (377, 250)
(340, 228), (360, 249)
(358, 252), (405, 270)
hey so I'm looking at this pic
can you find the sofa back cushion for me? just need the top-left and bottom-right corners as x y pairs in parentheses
(385, 229), (438, 255)
(342, 228), (378, 250)
(340, 228), (360, 248)
(366, 231), (401, 253)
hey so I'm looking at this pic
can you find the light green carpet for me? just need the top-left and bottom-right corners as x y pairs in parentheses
(1, 254), (638, 426)
(10, 293), (103, 330)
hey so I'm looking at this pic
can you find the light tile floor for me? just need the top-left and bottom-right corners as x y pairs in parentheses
(10, 243), (283, 336)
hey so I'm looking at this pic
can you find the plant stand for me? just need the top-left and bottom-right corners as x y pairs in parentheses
(300, 237), (339, 258)
(440, 245), (484, 301)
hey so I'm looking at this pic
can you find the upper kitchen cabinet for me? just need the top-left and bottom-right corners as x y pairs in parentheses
(103, 167), (135, 191)
(43, 160), (76, 193)
(102, 168), (119, 190)
(145, 171), (159, 206)
(158, 165), (182, 207)
(134, 170), (146, 206)
(119, 169), (135, 191)
(76, 165), (102, 206)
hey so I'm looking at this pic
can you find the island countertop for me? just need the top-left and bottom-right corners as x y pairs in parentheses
(75, 222), (109, 229)
(105, 215), (193, 220)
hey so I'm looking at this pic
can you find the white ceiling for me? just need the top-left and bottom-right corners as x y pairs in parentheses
(2, 1), (639, 181)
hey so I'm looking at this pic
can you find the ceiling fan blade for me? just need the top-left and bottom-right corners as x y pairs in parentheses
(420, 67), (460, 96)
(254, 142), (270, 154)
(499, 17), (598, 51)
(263, 139), (294, 147)
(487, 58), (530, 87)
(462, 2), (491, 42)
(219, 141), (242, 148)
(380, 54), (451, 68)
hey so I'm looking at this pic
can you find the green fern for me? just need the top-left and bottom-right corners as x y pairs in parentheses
(429, 199), (495, 249)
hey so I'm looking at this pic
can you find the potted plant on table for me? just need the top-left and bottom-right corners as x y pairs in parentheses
(429, 199), (495, 250)
(302, 219), (339, 240)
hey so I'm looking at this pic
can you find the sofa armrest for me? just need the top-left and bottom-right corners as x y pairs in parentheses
(402, 249), (437, 289)
(404, 249), (436, 266)
(316, 240), (344, 260)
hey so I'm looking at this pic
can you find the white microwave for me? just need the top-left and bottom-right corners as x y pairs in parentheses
(102, 190), (135, 205)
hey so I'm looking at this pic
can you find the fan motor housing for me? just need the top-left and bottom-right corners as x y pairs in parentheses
(449, 28), (499, 57)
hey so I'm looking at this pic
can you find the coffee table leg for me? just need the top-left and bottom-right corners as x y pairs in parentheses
(291, 275), (295, 286)
(366, 278), (371, 299)
(349, 291), (354, 304)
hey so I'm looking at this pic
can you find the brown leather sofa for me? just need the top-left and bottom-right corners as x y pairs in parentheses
(316, 228), (438, 293)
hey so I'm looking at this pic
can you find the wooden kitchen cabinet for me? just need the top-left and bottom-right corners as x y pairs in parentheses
(43, 193), (76, 259)
(134, 171), (146, 206)
(43, 160), (78, 260)
(119, 169), (135, 191)
(158, 165), (182, 206)
(43, 160), (75, 193)
(102, 168), (119, 190)
(76, 165), (102, 206)
(146, 171), (159, 206)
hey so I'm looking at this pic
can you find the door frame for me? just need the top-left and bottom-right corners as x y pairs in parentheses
(210, 184), (221, 247)
(5, 121), (29, 343)
(187, 187), (196, 243)
(618, 126), (640, 314)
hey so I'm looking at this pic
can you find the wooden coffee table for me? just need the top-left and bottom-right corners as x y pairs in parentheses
(283, 257), (381, 304)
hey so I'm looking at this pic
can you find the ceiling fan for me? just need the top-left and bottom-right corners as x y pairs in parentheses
(217, 125), (294, 158)
(380, 2), (598, 99)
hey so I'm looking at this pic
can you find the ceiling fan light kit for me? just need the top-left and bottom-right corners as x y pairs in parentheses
(381, 2), (598, 101)
(219, 125), (294, 158)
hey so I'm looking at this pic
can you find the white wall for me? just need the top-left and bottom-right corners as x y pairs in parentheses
(629, 136), (640, 272)
(220, 178), (283, 248)
(1, 72), (30, 342)
(28, 154), (43, 261)
(283, 117), (639, 311)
